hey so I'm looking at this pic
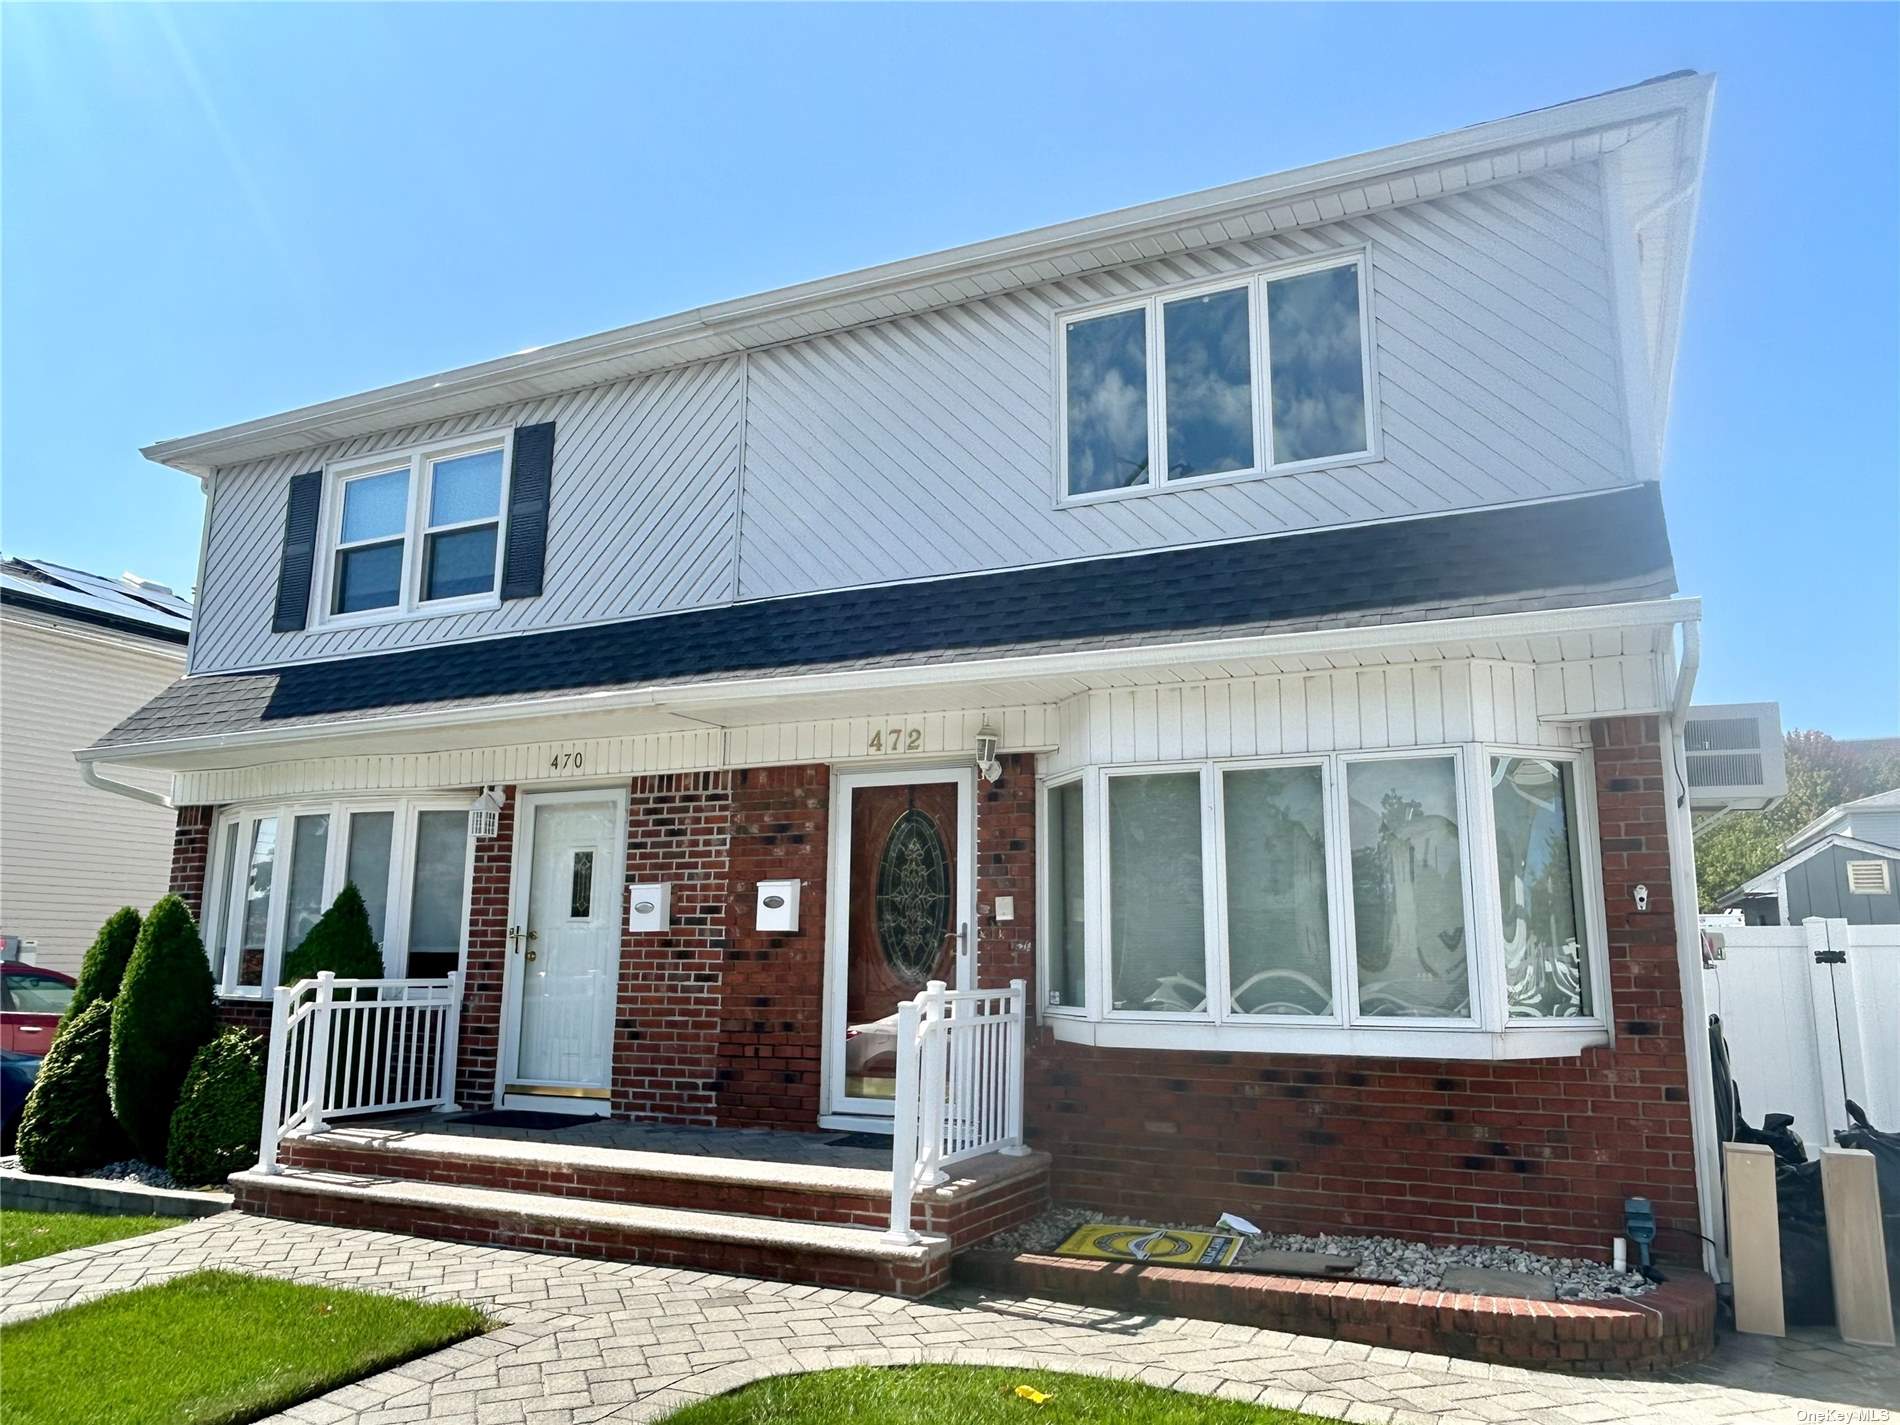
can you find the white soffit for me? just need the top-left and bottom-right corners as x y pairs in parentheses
(144, 74), (1714, 477)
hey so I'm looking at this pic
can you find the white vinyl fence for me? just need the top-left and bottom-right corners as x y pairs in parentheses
(1704, 919), (1900, 1155)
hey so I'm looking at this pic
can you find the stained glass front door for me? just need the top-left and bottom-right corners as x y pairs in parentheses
(826, 768), (974, 1120)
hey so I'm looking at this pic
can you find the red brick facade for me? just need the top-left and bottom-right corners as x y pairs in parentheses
(974, 754), (1038, 991)
(454, 786), (516, 1108)
(167, 804), (213, 917)
(170, 717), (1698, 1261)
(716, 764), (831, 1128)
(1021, 716), (1699, 1261)
(615, 772), (732, 1123)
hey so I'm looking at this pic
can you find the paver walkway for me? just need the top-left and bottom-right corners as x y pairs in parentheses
(0, 1214), (1892, 1425)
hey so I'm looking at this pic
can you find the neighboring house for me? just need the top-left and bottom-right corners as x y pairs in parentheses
(84, 75), (1731, 1284)
(1, 557), (192, 973)
(1719, 788), (1900, 925)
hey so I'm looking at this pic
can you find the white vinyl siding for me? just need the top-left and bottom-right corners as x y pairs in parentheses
(191, 164), (1632, 675)
(0, 615), (184, 975)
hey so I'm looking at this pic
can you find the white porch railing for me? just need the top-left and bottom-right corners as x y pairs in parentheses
(259, 971), (464, 1173)
(886, 978), (1029, 1242)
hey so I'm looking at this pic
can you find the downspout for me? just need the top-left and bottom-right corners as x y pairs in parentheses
(1659, 618), (1727, 1279)
(77, 756), (174, 810)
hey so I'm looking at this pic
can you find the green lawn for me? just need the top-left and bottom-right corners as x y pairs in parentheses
(0, 1208), (179, 1266)
(0, 1270), (489, 1425)
(656, 1365), (1344, 1425)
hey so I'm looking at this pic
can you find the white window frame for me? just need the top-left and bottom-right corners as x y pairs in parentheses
(313, 428), (513, 630)
(1055, 247), (1379, 508)
(1037, 771), (1093, 1018)
(1211, 755), (1347, 1026)
(204, 793), (478, 998)
(1098, 762), (1221, 1023)
(1034, 744), (1610, 1060)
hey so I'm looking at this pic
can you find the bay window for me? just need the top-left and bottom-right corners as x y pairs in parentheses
(204, 795), (475, 996)
(1059, 251), (1375, 501)
(319, 431), (511, 625)
(1039, 745), (1606, 1058)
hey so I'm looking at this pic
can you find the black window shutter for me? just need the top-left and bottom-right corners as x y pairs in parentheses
(500, 421), (555, 601)
(271, 470), (324, 632)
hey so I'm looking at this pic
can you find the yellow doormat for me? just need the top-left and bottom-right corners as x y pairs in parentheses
(1053, 1223), (1244, 1268)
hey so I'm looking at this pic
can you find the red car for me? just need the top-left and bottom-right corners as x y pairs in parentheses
(0, 962), (76, 1055)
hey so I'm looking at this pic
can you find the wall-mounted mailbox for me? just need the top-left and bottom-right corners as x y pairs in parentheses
(756, 879), (801, 932)
(627, 883), (671, 933)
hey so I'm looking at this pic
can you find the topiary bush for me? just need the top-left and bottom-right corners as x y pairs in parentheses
(280, 883), (385, 988)
(166, 1029), (265, 1185)
(15, 1000), (130, 1175)
(109, 895), (217, 1163)
(61, 907), (142, 1032)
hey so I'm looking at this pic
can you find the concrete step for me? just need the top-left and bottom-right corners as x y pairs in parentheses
(279, 1126), (1049, 1241)
(230, 1166), (953, 1296)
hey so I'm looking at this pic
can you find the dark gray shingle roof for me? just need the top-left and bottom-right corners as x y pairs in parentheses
(92, 485), (1675, 752)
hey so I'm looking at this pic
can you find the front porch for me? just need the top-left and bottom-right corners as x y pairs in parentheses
(232, 1109), (1050, 1298)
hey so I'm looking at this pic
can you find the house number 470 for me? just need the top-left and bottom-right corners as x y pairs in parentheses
(867, 728), (922, 754)
(548, 751), (585, 772)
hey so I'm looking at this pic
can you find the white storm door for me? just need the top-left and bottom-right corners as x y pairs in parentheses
(822, 766), (975, 1124)
(504, 789), (626, 1094)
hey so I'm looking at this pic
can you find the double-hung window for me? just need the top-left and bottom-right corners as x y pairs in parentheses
(204, 796), (476, 995)
(1059, 252), (1375, 501)
(321, 433), (510, 624)
(1041, 745), (1604, 1058)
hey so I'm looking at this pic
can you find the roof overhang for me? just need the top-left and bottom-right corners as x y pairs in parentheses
(77, 596), (1698, 775)
(142, 73), (1716, 479)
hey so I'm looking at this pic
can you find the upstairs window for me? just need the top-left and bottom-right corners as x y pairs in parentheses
(1059, 253), (1374, 501)
(320, 432), (510, 624)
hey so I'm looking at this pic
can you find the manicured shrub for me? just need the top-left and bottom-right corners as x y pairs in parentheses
(280, 883), (385, 988)
(166, 1030), (265, 1185)
(109, 895), (217, 1163)
(15, 1000), (130, 1175)
(60, 907), (141, 1031)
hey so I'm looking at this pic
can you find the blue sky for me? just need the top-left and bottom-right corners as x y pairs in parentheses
(3, 4), (1894, 737)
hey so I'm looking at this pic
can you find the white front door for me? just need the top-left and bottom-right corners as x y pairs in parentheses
(501, 788), (627, 1101)
(821, 766), (976, 1126)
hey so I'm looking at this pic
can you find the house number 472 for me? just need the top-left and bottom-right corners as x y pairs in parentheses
(867, 728), (922, 754)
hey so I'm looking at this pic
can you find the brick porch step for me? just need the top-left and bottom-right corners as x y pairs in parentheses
(276, 1125), (1049, 1241)
(228, 1166), (954, 1296)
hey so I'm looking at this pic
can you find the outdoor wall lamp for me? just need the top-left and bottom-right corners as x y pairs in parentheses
(975, 724), (1002, 783)
(469, 786), (507, 840)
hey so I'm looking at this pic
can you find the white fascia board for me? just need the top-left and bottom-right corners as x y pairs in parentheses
(77, 596), (1700, 770)
(143, 75), (1715, 478)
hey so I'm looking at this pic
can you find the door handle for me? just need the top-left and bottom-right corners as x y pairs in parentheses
(525, 949), (538, 963)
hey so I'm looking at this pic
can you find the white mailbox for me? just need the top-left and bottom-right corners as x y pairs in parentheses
(627, 883), (671, 933)
(756, 879), (801, 932)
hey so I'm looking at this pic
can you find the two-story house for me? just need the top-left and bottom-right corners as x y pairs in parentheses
(83, 74), (1723, 1298)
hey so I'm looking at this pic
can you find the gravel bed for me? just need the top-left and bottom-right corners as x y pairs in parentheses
(0, 1156), (184, 1190)
(982, 1206), (1655, 1300)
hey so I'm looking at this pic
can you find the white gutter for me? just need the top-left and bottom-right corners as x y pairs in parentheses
(1658, 612), (1726, 1280)
(75, 597), (1700, 769)
(78, 758), (173, 810)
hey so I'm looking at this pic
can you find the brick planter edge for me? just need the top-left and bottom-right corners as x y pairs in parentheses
(953, 1250), (1715, 1374)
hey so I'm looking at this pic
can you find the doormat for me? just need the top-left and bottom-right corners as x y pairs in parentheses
(825, 1132), (893, 1150)
(452, 1110), (589, 1131)
(1054, 1224), (1244, 1269)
